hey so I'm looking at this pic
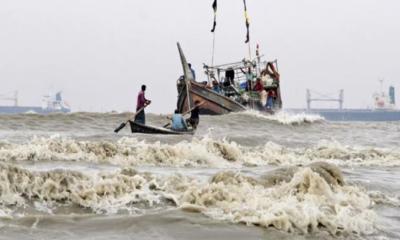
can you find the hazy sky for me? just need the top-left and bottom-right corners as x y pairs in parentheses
(1, 0), (399, 112)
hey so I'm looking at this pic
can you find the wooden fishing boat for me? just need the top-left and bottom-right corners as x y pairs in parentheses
(175, 43), (282, 115)
(177, 80), (246, 115)
(129, 121), (195, 135)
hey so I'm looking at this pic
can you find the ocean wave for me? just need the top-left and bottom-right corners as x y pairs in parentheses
(0, 162), (169, 215)
(369, 191), (400, 208)
(236, 110), (325, 125)
(0, 162), (376, 236)
(0, 136), (237, 167)
(175, 165), (375, 235)
(1, 136), (399, 167)
(0, 111), (324, 133)
(0, 112), (129, 132)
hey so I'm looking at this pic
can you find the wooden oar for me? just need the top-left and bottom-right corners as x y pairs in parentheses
(163, 102), (205, 128)
(114, 104), (149, 133)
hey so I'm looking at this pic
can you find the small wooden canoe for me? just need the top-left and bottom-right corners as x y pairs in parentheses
(129, 121), (195, 135)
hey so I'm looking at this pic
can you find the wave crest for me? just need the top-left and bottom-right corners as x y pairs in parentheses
(1, 136), (399, 167)
(0, 162), (376, 236)
(170, 163), (375, 235)
(237, 110), (325, 125)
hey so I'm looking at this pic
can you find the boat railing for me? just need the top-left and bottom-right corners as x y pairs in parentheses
(204, 57), (278, 87)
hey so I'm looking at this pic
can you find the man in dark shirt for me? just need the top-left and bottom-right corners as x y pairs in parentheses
(134, 85), (151, 124)
(186, 100), (204, 129)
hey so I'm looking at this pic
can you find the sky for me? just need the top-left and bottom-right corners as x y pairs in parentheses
(0, 0), (399, 112)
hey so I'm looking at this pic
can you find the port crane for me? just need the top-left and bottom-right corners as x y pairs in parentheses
(306, 89), (344, 110)
(0, 91), (18, 106)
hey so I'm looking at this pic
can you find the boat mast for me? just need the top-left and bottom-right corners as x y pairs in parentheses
(247, 41), (252, 60)
(177, 43), (193, 111)
(211, 32), (216, 68)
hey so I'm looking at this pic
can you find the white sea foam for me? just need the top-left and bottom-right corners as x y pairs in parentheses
(237, 110), (325, 125)
(0, 136), (238, 167)
(1, 136), (399, 168)
(0, 162), (377, 236)
(369, 191), (400, 207)
(172, 167), (376, 235)
(0, 163), (167, 215)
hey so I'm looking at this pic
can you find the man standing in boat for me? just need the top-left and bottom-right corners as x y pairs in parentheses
(241, 67), (255, 91)
(134, 85), (151, 124)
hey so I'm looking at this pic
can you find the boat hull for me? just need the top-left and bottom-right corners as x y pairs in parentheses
(177, 81), (246, 115)
(129, 121), (195, 135)
(177, 81), (282, 115)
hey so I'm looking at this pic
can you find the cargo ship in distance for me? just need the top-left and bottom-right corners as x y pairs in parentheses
(0, 91), (71, 114)
(289, 83), (400, 121)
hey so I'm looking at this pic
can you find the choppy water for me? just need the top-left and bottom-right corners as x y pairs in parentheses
(0, 111), (399, 240)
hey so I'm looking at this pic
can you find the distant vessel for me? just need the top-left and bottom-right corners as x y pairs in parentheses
(289, 82), (400, 121)
(0, 91), (71, 114)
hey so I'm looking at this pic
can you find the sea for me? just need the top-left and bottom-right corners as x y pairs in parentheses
(0, 110), (399, 240)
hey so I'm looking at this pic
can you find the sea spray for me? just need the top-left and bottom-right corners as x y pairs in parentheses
(236, 110), (325, 125)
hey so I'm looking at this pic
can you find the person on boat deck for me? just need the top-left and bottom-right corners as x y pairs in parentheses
(176, 75), (185, 94)
(212, 80), (221, 93)
(134, 85), (151, 124)
(188, 63), (196, 81)
(186, 100), (204, 129)
(253, 78), (264, 92)
(171, 109), (187, 131)
(225, 68), (235, 86)
(253, 78), (267, 107)
(266, 90), (276, 109)
(240, 67), (255, 91)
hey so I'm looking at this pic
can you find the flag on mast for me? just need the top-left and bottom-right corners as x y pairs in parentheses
(243, 0), (250, 43)
(211, 0), (217, 32)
